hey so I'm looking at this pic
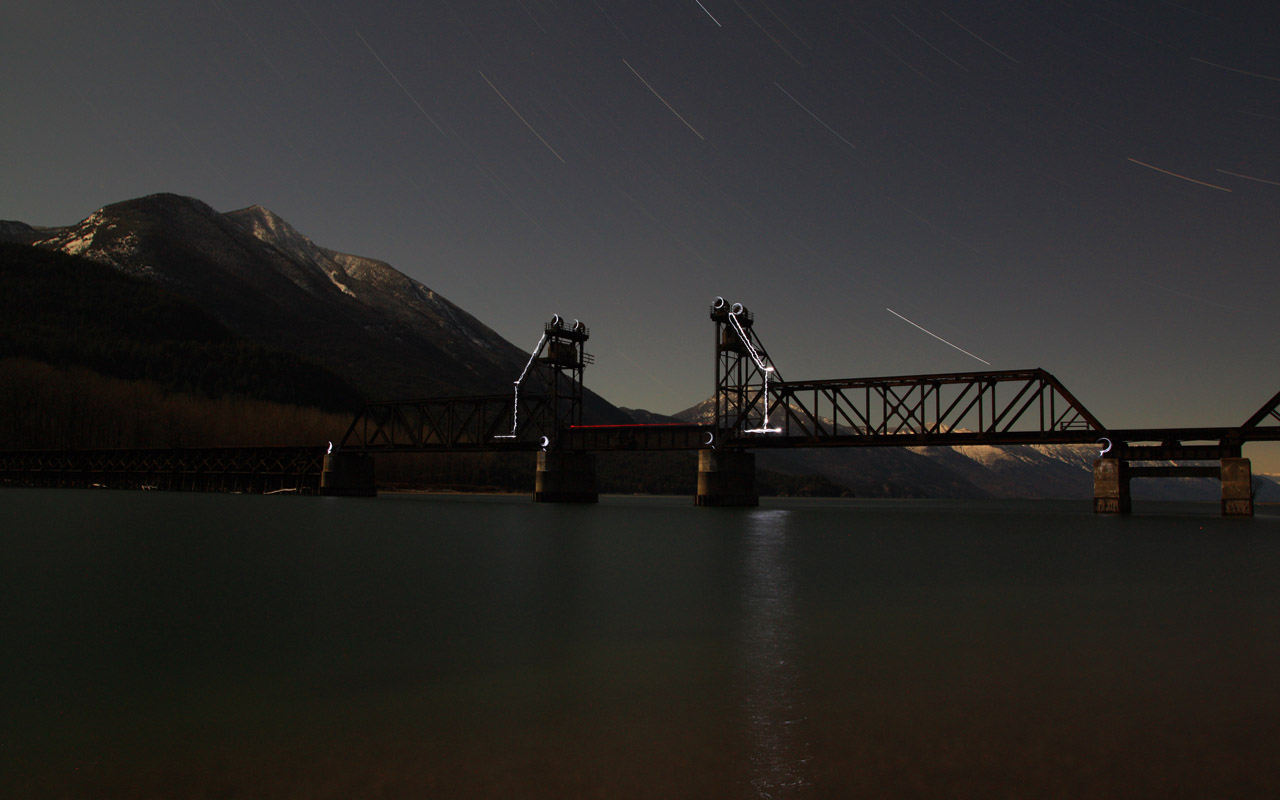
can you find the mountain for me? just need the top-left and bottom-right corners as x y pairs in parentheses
(0, 242), (362, 411)
(7, 193), (626, 421)
(0, 220), (41, 244)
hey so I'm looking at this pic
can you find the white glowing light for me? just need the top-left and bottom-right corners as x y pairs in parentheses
(704, 431), (715, 447)
(495, 326), (551, 439)
(1098, 437), (1112, 457)
(540, 436), (550, 450)
(728, 304), (781, 434)
(327, 441), (333, 455)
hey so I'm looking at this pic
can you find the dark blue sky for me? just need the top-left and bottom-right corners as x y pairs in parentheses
(5, 1), (1279, 462)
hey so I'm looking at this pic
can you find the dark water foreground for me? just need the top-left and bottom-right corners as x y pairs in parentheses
(3, 490), (1278, 798)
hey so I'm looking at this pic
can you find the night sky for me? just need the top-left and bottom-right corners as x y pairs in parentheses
(5, 2), (1279, 463)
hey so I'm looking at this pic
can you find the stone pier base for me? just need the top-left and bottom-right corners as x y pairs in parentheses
(320, 453), (377, 497)
(535, 451), (598, 503)
(1095, 456), (1256, 517)
(1093, 458), (1130, 514)
(695, 450), (758, 507)
(1220, 457), (1254, 517)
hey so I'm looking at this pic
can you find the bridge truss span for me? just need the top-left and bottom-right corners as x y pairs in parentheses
(340, 394), (553, 452)
(748, 368), (1106, 447)
(340, 314), (593, 453)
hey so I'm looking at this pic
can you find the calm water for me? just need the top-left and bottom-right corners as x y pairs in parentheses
(3, 489), (1279, 798)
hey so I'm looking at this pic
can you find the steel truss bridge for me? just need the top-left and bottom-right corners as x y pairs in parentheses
(340, 299), (1280, 463)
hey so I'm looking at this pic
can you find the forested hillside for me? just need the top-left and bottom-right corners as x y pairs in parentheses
(0, 243), (363, 413)
(0, 243), (361, 450)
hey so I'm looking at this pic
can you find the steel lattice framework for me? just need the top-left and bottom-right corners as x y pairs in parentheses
(340, 317), (592, 452)
(341, 393), (549, 451)
(1242, 388), (1280, 430)
(756, 368), (1105, 447)
(337, 301), (1280, 455)
(711, 298), (782, 435)
(710, 300), (1105, 447)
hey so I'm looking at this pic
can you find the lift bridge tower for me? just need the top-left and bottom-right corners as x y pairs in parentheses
(538, 315), (593, 432)
(701, 297), (779, 506)
(530, 315), (597, 502)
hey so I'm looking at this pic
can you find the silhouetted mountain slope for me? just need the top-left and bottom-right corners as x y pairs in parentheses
(0, 220), (41, 244)
(0, 243), (361, 411)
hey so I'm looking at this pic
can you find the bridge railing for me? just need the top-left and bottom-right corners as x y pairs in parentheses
(734, 368), (1105, 445)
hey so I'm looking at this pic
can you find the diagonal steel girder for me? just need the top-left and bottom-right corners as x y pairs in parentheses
(733, 368), (1105, 443)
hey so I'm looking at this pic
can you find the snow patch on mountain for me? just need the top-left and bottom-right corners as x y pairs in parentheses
(327, 271), (357, 298)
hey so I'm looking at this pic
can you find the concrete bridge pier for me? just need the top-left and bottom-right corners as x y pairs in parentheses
(1221, 457), (1254, 516)
(320, 452), (377, 497)
(535, 451), (598, 503)
(1095, 456), (1255, 516)
(1093, 458), (1131, 514)
(695, 449), (758, 507)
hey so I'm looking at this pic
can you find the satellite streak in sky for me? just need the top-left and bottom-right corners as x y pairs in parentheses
(892, 15), (968, 71)
(1216, 169), (1280, 187)
(886, 308), (991, 365)
(479, 71), (567, 163)
(622, 60), (705, 140)
(355, 31), (447, 136)
(694, 1), (722, 27)
(941, 11), (1020, 63)
(772, 83), (855, 150)
(1191, 58), (1280, 82)
(729, 0), (803, 65)
(1128, 158), (1231, 192)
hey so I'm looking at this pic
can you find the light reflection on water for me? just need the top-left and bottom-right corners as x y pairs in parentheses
(738, 509), (812, 797)
(4, 491), (1280, 797)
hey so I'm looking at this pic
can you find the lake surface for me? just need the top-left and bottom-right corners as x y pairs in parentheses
(3, 489), (1279, 798)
